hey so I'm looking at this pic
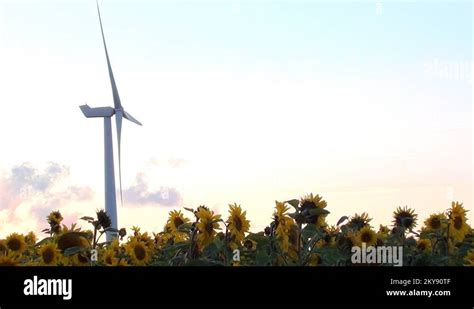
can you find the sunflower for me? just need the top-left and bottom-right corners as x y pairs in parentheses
(231, 260), (240, 267)
(325, 225), (340, 235)
(5, 233), (26, 254)
(351, 226), (377, 247)
(68, 253), (90, 266)
(321, 226), (338, 247)
(57, 231), (90, 254)
(243, 239), (257, 251)
(416, 239), (432, 252)
(424, 213), (447, 232)
(112, 258), (128, 266)
(125, 239), (152, 266)
(464, 250), (474, 266)
(227, 203), (250, 244)
(96, 209), (112, 229)
(137, 232), (155, 249)
(348, 212), (372, 230)
(108, 238), (121, 253)
(273, 201), (295, 253)
(307, 253), (322, 266)
(393, 206), (418, 230)
(24, 231), (37, 246)
(195, 205), (210, 216)
(377, 225), (390, 238)
(131, 226), (141, 236)
(448, 201), (470, 242)
(119, 228), (127, 240)
(274, 201), (294, 228)
(337, 233), (355, 253)
(196, 207), (222, 248)
(0, 251), (20, 266)
(275, 231), (290, 253)
(0, 240), (7, 254)
(299, 193), (328, 227)
(287, 224), (299, 260)
(165, 210), (190, 242)
(47, 210), (63, 225)
(47, 210), (63, 234)
(38, 243), (61, 266)
(62, 223), (85, 234)
(102, 247), (118, 266)
(154, 232), (174, 248)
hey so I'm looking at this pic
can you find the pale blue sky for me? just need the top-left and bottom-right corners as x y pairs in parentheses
(2, 2), (471, 63)
(0, 0), (472, 236)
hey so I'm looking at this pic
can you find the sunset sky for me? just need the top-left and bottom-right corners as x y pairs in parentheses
(0, 0), (472, 237)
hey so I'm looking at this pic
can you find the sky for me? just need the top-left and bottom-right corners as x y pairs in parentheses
(0, 0), (472, 238)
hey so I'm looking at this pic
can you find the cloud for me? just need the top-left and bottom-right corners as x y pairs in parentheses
(0, 162), (94, 237)
(29, 185), (94, 223)
(58, 186), (94, 201)
(123, 173), (182, 207)
(8, 162), (69, 196)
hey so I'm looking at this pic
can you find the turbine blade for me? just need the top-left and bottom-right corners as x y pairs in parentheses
(123, 110), (143, 126)
(97, 0), (122, 110)
(115, 110), (123, 206)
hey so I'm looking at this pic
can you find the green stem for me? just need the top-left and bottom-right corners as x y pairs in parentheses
(96, 231), (105, 246)
(297, 222), (302, 265)
(188, 222), (198, 262)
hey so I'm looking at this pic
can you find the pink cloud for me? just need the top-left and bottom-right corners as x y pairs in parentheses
(0, 162), (94, 237)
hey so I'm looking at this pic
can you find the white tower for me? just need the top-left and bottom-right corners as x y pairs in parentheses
(80, 1), (142, 241)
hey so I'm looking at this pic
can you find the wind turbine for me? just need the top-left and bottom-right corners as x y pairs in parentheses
(80, 1), (142, 241)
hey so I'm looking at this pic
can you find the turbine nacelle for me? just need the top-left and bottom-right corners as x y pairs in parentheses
(80, 104), (114, 118)
(80, 104), (142, 125)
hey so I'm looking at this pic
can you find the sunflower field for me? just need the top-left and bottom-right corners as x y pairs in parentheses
(0, 193), (473, 266)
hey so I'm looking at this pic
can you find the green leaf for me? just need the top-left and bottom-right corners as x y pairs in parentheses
(65, 231), (90, 239)
(405, 238), (416, 247)
(203, 243), (219, 257)
(63, 246), (86, 256)
(302, 228), (324, 257)
(213, 238), (225, 251)
(177, 223), (193, 232)
(391, 226), (406, 237)
(316, 247), (343, 266)
(340, 225), (349, 234)
(285, 199), (300, 210)
(288, 212), (298, 219)
(247, 232), (267, 243)
(35, 237), (54, 247)
(457, 240), (474, 256)
(161, 241), (190, 252)
(184, 207), (195, 213)
(80, 216), (95, 222)
(104, 227), (119, 234)
(337, 216), (349, 226)
(185, 259), (220, 266)
(301, 224), (319, 240)
(255, 250), (272, 266)
(308, 208), (330, 216)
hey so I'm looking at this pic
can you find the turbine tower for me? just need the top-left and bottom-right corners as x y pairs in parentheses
(80, 1), (142, 241)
